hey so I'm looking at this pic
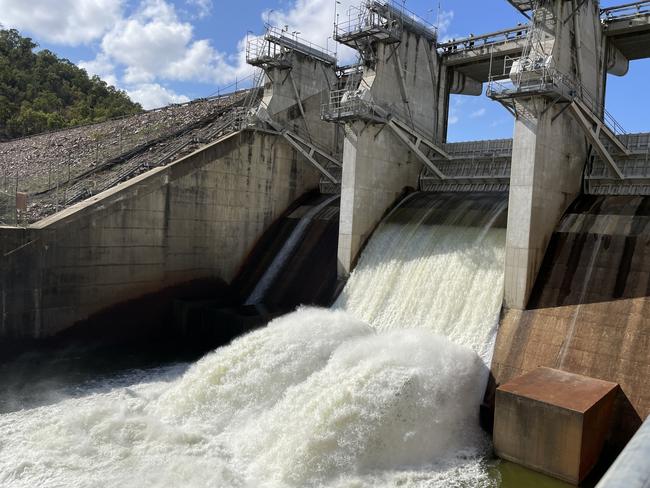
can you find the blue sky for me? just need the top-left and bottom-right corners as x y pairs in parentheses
(0, 0), (647, 141)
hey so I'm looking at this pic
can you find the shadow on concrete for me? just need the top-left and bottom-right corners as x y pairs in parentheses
(528, 194), (650, 309)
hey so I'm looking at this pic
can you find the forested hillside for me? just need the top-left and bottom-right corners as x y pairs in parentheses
(0, 28), (142, 140)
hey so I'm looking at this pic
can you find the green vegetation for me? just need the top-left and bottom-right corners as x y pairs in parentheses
(0, 28), (142, 140)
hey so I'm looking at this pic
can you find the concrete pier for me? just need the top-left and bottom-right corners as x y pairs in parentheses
(331, 3), (461, 275)
(501, 0), (605, 309)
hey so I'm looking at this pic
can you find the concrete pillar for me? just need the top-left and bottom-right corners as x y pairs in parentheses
(256, 50), (340, 154)
(338, 123), (421, 273)
(337, 29), (447, 274)
(504, 0), (605, 309)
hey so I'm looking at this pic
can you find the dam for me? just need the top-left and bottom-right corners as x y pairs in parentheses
(1, 0), (650, 486)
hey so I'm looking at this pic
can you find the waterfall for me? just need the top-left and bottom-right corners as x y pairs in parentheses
(0, 192), (507, 488)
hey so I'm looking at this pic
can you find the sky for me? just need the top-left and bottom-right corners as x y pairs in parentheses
(0, 0), (647, 141)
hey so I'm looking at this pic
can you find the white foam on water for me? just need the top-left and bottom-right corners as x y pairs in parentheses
(152, 307), (372, 430)
(0, 193), (507, 488)
(235, 329), (492, 487)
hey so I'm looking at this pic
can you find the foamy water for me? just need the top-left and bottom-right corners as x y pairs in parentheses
(0, 192), (507, 488)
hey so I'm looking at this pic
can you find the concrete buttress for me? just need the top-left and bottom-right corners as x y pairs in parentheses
(503, 0), (606, 309)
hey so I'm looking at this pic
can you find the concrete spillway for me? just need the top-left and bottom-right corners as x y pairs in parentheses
(336, 191), (508, 361)
(238, 193), (340, 308)
(0, 191), (510, 487)
(492, 194), (650, 448)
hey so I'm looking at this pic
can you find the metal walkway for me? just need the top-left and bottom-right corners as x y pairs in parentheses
(586, 132), (650, 195)
(419, 139), (512, 192)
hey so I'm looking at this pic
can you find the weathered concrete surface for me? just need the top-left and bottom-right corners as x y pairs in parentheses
(504, 0), (604, 309)
(505, 110), (587, 309)
(255, 48), (341, 169)
(233, 193), (341, 308)
(338, 28), (447, 274)
(0, 129), (320, 341)
(493, 195), (650, 448)
(495, 367), (618, 485)
(338, 123), (421, 274)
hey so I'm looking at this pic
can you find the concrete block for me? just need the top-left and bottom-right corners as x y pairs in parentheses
(494, 367), (618, 485)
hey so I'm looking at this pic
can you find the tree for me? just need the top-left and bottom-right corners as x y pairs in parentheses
(0, 28), (143, 140)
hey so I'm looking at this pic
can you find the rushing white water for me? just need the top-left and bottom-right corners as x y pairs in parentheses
(336, 193), (507, 363)
(0, 192), (507, 488)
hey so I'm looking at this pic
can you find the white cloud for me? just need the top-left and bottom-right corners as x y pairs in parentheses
(127, 83), (190, 109)
(0, 0), (123, 45)
(79, 0), (253, 96)
(101, 0), (194, 82)
(470, 108), (487, 118)
(266, 0), (358, 64)
(78, 53), (119, 87)
(436, 10), (455, 38)
(187, 0), (212, 19)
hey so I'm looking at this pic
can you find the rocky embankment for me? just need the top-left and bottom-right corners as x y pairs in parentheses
(0, 89), (259, 223)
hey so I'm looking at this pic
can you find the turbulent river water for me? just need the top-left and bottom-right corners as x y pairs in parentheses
(0, 192), (510, 488)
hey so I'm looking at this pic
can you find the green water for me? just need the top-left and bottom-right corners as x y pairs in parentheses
(494, 461), (575, 488)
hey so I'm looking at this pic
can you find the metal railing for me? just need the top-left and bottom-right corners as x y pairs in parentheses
(0, 89), (261, 225)
(601, 1), (650, 20)
(63, 103), (253, 207)
(335, 2), (401, 43)
(246, 26), (336, 68)
(438, 25), (529, 54)
(335, 0), (436, 43)
(443, 139), (514, 159)
(487, 55), (630, 143)
(487, 56), (576, 98)
(246, 31), (289, 67)
(321, 88), (377, 121)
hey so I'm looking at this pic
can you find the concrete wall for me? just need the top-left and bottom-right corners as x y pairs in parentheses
(504, 0), (604, 309)
(338, 30), (444, 274)
(493, 195), (650, 448)
(596, 417), (650, 488)
(258, 51), (340, 153)
(338, 123), (421, 273)
(505, 109), (587, 308)
(0, 130), (320, 340)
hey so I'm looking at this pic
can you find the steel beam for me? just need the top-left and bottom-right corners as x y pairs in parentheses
(386, 119), (449, 180)
(281, 131), (340, 184)
(568, 102), (625, 179)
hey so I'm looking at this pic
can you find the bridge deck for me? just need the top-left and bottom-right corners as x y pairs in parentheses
(441, 2), (650, 82)
(605, 11), (650, 60)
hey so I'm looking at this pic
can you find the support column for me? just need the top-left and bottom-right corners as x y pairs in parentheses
(338, 123), (421, 274)
(337, 24), (452, 275)
(503, 0), (606, 309)
(505, 105), (586, 308)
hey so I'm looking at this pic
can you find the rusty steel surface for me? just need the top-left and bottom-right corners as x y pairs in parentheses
(498, 367), (619, 413)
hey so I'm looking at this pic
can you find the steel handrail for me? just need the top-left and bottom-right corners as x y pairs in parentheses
(601, 1), (650, 19)
(439, 25), (529, 53)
